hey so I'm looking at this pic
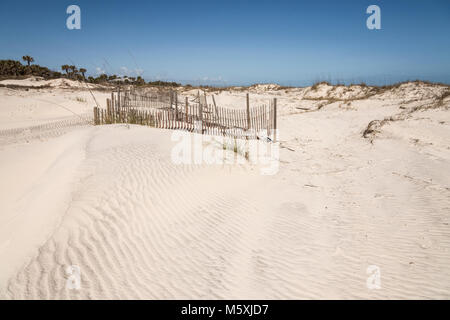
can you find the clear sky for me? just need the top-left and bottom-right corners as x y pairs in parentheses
(0, 0), (449, 86)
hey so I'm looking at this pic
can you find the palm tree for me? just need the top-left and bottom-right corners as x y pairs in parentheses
(136, 76), (145, 85)
(22, 55), (34, 67)
(69, 65), (77, 78)
(79, 68), (87, 79)
(61, 65), (70, 77)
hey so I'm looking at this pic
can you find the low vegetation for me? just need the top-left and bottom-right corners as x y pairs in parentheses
(0, 59), (61, 80)
(362, 86), (450, 142)
(0, 56), (182, 87)
(1, 56), (448, 92)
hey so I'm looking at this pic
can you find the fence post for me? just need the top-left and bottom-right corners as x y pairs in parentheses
(175, 91), (178, 121)
(117, 87), (121, 108)
(117, 87), (121, 122)
(273, 98), (277, 142)
(199, 100), (203, 134)
(185, 97), (188, 124)
(93, 107), (98, 125)
(212, 95), (219, 119)
(246, 93), (250, 130)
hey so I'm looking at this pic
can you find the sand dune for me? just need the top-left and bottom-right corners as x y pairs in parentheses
(0, 79), (449, 299)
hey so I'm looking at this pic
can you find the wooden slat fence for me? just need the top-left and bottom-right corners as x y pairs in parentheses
(93, 90), (277, 141)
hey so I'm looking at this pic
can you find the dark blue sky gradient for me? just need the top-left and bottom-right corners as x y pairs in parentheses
(0, 0), (449, 85)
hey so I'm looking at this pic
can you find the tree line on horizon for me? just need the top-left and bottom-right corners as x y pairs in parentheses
(0, 56), (181, 87)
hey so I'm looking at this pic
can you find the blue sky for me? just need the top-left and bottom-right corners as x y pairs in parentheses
(0, 0), (449, 86)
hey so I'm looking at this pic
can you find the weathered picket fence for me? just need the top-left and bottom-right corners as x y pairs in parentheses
(93, 89), (277, 141)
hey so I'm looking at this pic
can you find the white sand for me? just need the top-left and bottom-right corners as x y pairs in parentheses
(0, 78), (449, 299)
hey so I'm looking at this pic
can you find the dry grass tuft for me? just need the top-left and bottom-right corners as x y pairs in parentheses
(311, 81), (331, 91)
